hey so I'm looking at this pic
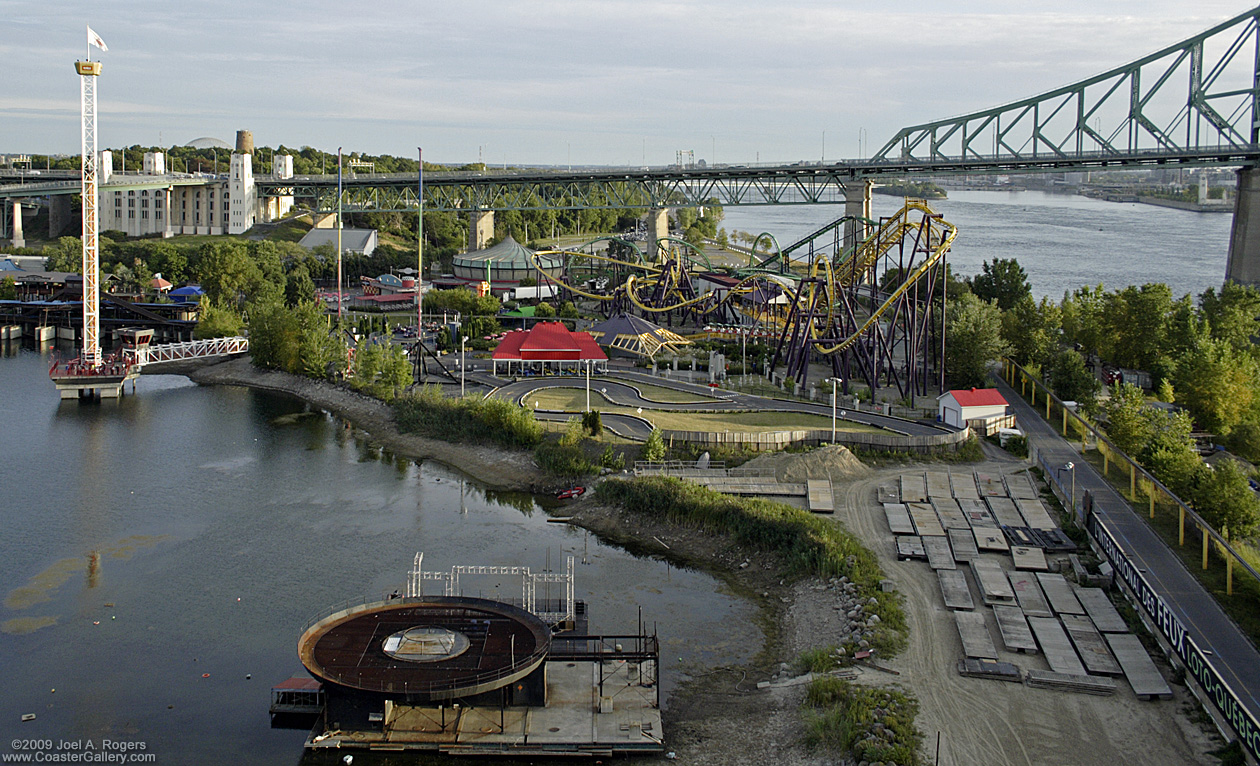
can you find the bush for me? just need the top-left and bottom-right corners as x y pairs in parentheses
(593, 477), (906, 654)
(394, 385), (543, 449)
(598, 444), (625, 470)
(535, 438), (596, 477)
(1003, 435), (1028, 458)
(801, 679), (922, 764)
(642, 428), (667, 462)
(582, 409), (603, 437)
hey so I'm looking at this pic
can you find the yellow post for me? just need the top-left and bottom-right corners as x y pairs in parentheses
(1227, 554), (1233, 596)
(1021, 376), (1026, 397)
(1202, 526), (1209, 570)
(1046, 395), (1051, 419)
(1062, 408), (1067, 435)
(1103, 449), (1109, 476)
(1179, 506), (1185, 545)
(1129, 463), (1136, 500)
(1148, 487), (1154, 518)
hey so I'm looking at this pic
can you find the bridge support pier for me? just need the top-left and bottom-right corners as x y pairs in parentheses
(469, 210), (495, 252)
(49, 195), (73, 238)
(842, 179), (871, 255)
(648, 208), (670, 262)
(9, 200), (24, 249)
(1226, 167), (1260, 286)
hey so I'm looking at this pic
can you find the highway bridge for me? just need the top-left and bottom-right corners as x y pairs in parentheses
(6, 6), (1260, 280)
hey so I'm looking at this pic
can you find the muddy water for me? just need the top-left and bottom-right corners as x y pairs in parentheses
(0, 346), (757, 763)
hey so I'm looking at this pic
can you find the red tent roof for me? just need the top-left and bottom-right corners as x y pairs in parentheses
(492, 322), (607, 362)
(948, 388), (1007, 407)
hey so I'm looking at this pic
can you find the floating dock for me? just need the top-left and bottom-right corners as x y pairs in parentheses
(947, 528), (979, 562)
(907, 503), (945, 537)
(971, 560), (1016, 606)
(923, 536), (956, 571)
(1060, 614), (1123, 676)
(1035, 573), (1086, 616)
(883, 503), (915, 535)
(993, 605), (1038, 653)
(1007, 571), (1053, 618)
(806, 479), (834, 513)
(1010, 546), (1049, 572)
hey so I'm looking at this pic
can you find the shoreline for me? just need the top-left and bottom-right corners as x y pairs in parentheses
(184, 356), (546, 493)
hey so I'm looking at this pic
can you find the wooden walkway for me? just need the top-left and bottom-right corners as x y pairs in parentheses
(955, 611), (999, 660)
(1007, 571), (1053, 618)
(806, 479), (834, 513)
(971, 560), (1016, 606)
(1075, 589), (1129, 634)
(1036, 573), (1086, 616)
(993, 605), (1038, 653)
(1105, 633), (1174, 699)
(938, 569), (974, 610)
(1061, 614), (1123, 676)
(1027, 617), (1087, 676)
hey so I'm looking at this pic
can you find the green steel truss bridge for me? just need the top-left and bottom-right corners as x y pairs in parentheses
(5, 5), (1260, 216)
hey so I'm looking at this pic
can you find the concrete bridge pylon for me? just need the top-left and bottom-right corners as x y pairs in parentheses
(1226, 167), (1260, 287)
(469, 210), (495, 252)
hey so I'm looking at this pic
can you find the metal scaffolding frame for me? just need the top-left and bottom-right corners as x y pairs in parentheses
(407, 552), (575, 626)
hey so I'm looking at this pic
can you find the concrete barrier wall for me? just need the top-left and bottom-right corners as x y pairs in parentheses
(661, 426), (970, 454)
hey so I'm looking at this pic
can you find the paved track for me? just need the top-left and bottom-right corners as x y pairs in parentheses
(483, 370), (957, 441)
(993, 373), (1260, 722)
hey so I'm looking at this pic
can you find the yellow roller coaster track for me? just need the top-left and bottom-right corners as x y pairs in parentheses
(813, 200), (957, 356)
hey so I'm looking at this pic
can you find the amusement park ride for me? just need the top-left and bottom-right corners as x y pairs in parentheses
(530, 200), (957, 401)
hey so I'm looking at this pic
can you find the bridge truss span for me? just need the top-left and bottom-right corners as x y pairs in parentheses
(874, 5), (1260, 169)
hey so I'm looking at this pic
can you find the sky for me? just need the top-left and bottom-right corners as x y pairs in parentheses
(1, 1), (1254, 166)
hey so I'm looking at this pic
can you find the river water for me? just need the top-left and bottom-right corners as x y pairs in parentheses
(721, 189), (1234, 301)
(0, 346), (757, 763)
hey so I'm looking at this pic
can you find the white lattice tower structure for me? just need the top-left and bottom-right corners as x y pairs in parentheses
(76, 59), (103, 367)
(405, 552), (576, 625)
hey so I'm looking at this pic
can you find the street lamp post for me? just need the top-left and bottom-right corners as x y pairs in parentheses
(827, 377), (843, 442)
(585, 359), (591, 413)
(461, 335), (468, 397)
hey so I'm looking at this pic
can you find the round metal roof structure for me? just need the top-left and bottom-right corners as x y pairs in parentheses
(185, 136), (232, 149)
(452, 235), (563, 285)
(298, 595), (551, 701)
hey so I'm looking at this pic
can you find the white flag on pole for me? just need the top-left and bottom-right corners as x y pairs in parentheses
(87, 26), (108, 52)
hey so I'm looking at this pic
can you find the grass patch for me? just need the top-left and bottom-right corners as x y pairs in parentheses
(394, 385), (543, 449)
(797, 645), (841, 674)
(594, 477), (906, 655)
(530, 389), (886, 434)
(802, 678), (922, 765)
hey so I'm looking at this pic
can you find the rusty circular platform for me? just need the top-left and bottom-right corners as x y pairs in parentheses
(298, 595), (550, 701)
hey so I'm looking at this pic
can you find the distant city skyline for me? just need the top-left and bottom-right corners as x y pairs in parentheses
(1, 1), (1253, 166)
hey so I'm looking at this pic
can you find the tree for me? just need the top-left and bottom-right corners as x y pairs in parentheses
(1200, 281), (1260, 353)
(246, 295), (300, 372)
(295, 301), (346, 380)
(285, 264), (316, 307)
(1190, 460), (1260, 540)
(534, 302), (556, 318)
(1173, 338), (1259, 437)
(1104, 283), (1173, 372)
(194, 300), (243, 339)
(1102, 382), (1154, 457)
(42, 237), (82, 273)
(1060, 283), (1107, 359)
(0, 275), (15, 300)
(1001, 295), (1060, 368)
(642, 428), (667, 462)
(1226, 420), (1260, 464)
(1047, 349), (1100, 411)
(969, 257), (1030, 311)
(945, 293), (1007, 389)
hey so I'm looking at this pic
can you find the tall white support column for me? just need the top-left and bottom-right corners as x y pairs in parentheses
(77, 59), (103, 367)
(10, 201), (24, 248)
(647, 208), (670, 262)
(469, 210), (494, 251)
(843, 178), (871, 256)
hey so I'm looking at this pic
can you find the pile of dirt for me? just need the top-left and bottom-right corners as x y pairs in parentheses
(740, 444), (872, 484)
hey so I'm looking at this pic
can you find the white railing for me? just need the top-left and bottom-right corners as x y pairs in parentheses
(134, 336), (248, 366)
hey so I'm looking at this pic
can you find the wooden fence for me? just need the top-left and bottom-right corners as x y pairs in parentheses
(660, 425), (971, 454)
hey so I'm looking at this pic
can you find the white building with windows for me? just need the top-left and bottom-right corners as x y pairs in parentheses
(100, 150), (286, 238)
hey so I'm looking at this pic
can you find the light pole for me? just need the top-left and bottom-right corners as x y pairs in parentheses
(460, 335), (468, 396)
(585, 358), (591, 413)
(1063, 462), (1076, 510)
(828, 377), (843, 442)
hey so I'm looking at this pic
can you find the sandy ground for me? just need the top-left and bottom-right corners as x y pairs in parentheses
(186, 359), (1223, 764)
